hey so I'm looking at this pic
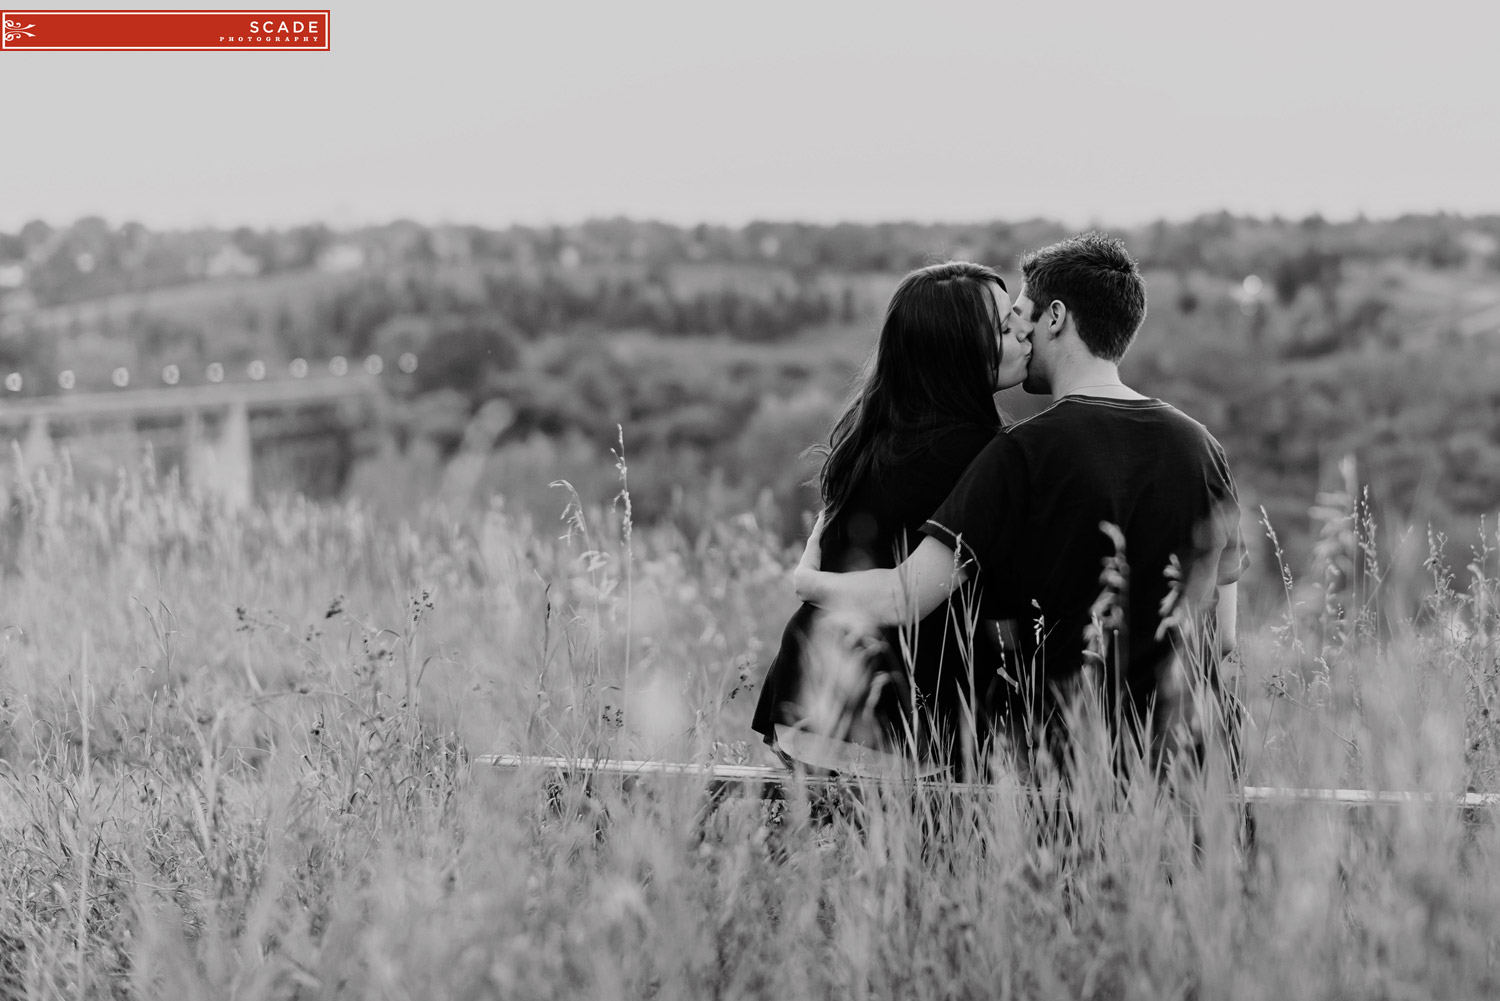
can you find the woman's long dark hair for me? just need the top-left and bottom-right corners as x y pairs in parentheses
(817, 261), (1007, 521)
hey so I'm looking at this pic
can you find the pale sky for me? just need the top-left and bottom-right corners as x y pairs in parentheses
(2, 0), (1497, 232)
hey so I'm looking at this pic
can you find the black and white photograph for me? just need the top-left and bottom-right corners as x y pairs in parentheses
(3, 2), (1500, 997)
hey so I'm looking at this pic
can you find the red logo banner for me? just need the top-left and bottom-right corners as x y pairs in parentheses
(1, 10), (329, 50)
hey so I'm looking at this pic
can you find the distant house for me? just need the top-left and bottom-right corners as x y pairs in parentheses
(317, 243), (366, 273)
(1459, 231), (1499, 270)
(0, 289), (38, 321)
(205, 243), (263, 278)
(1458, 300), (1500, 339)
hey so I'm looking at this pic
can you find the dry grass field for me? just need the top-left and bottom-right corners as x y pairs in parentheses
(1, 452), (1498, 999)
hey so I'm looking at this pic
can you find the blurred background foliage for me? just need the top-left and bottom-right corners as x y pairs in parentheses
(3, 212), (1500, 601)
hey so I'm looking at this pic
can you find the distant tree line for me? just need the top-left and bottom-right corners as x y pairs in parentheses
(6, 213), (1497, 311)
(298, 272), (840, 371)
(480, 273), (839, 341)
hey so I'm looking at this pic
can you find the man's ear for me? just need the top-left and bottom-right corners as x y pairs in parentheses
(1047, 300), (1068, 336)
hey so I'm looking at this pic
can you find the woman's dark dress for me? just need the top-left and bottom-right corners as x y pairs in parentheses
(751, 424), (999, 772)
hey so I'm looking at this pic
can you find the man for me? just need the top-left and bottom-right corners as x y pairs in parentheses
(794, 232), (1247, 775)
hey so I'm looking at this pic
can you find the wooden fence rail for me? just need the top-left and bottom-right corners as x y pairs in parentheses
(476, 754), (1500, 809)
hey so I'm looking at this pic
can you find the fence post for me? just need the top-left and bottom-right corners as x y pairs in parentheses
(183, 402), (251, 510)
(21, 415), (52, 467)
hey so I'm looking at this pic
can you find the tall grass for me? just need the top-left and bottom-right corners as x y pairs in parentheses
(0, 449), (1497, 999)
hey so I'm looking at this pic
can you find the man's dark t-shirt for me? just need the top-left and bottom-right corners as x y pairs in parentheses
(921, 396), (1248, 740)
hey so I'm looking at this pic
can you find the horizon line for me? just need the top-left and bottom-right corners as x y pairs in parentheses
(8, 206), (1500, 237)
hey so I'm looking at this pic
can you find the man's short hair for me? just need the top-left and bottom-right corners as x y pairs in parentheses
(1020, 232), (1147, 362)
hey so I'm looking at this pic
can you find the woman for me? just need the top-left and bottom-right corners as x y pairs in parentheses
(750, 261), (1029, 778)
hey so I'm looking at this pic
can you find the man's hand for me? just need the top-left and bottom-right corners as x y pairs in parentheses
(791, 510), (827, 603)
(1215, 582), (1238, 656)
(796, 510), (826, 574)
(796, 534), (967, 625)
